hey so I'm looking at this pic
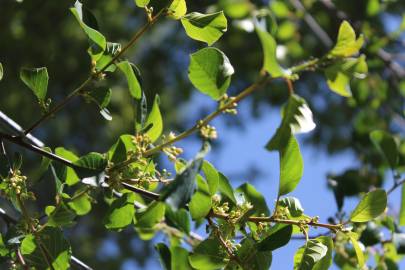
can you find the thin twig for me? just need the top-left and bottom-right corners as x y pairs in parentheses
(387, 178), (405, 195)
(23, 9), (166, 135)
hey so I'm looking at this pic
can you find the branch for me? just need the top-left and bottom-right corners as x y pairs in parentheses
(143, 74), (272, 157)
(23, 8), (166, 135)
(387, 178), (405, 195)
(210, 212), (342, 232)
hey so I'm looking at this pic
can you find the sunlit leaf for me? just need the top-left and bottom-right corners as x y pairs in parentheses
(21, 227), (71, 270)
(20, 67), (49, 102)
(330, 21), (364, 57)
(145, 95), (163, 143)
(104, 193), (136, 230)
(255, 22), (285, 77)
(347, 232), (365, 268)
(168, 0), (187, 20)
(350, 189), (387, 222)
(136, 201), (166, 228)
(188, 47), (234, 100)
(117, 60), (142, 100)
(181, 11), (227, 45)
(73, 152), (108, 179)
(279, 197), (304, 217)
(189, 176), (212, 220)
(135, 0), (149, 8)
(70, 1), (106, 61)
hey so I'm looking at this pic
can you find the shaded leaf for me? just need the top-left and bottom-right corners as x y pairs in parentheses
(293, 240), (328, 270)
(312, 236), (333, 270)
(347, 232), (365, 268)
(236, 183), (270, 216)
(257, 224), (293, 251)
(188, 238), (228, 270)
(160, 143), (210, 210)
(279, 197), (304, 217)
(370, 130), (399, 169)
(73, 152), (108, 179)
(235, 237), (272, 270)
(135, 0), (150, 8)
(218, 172), (236, 204)
(165, 207), (190, 234)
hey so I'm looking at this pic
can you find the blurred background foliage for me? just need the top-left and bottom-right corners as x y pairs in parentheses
(0, 0), (404, 268)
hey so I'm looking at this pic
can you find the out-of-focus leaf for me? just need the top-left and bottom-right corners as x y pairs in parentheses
(103, 193), (136, 230)
(350, 189), (387, 222)
(330, 21), (364, 57)
(168, 0), (187, 20)
(370, 130), (399, 169)
(188, 238), (228, 269)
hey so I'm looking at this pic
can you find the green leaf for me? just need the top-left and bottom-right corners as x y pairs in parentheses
(145, 95), (163, 143)
(400, 184), (405, 226)
(95, 42), (121, 72)
(20, 67), (49, 102)
(293, 240), (328, 270)
(312, 236), (333, 270)
(165, 207), (190, 234)
(108, 134), (137, 164)
(218, 172), (236, 204)
(156, 243), (171, 270)
(330, 21), (364, 57)
(278, 136), (304, 196)
(104, 193), (136, 229)
(202, 160), (219, 195)
(67, 190), (92, 216)
(45, 203), (76, 227)
(135, 0), (150, 8)
(73, 152), (108, 179)
(188, 47), (234, 100)
(189, 176), (212, 220)
(266, 94), (315, 151)
(85, 87), (112, 120)
(325, 55), (368, 97)
(181, 11), (227, 45)
(21, 227), (71, 270)
(279, 197), (304, 217)
(55, 147), (80, 186)
(0, 234), (9, 256)
(117, 61), (142, 100)
(370, 130), (399, 169)
(168, 0), (187, 20)
(171, 246), (193, 270)
(220, 0), (251, 19)
(255, 23), (285, 77)
(350, 189), (387, 222)
(347, 232), (365, 268)
(236, 183), (270, 216)
(0, 63), (3, 81)
(188, 238), (228, 270)
(234, 238), (272, 270)
(160, 143), (210, 210)
(257, 224), (293, 251)
(136, 201), (166, 228)
(70, 1), (106, 61)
